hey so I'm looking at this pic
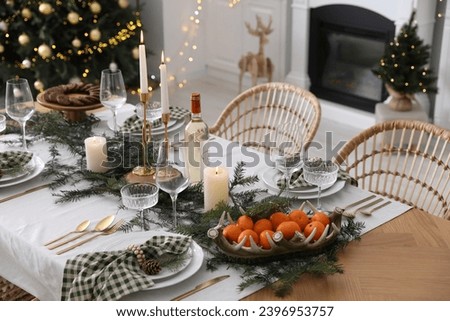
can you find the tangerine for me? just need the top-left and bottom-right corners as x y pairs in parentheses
(303, 221), (326, 241)
(311, 211), (330, 227)
(289, 209), (310, 231)
(222, 224), (242, 243)
(259, 230), (275, 249)
(269, 212), (290, 230)
(237, 215), (254, 230)
(237, 229), (260, 247)
(276, 221), (301, 240)
(253, 218), (273, 235)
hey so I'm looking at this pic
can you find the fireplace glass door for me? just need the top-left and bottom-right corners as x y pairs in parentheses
(308, 5), (395, 112)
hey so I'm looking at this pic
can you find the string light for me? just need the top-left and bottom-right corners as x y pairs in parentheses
(228, 0), (241, 8)
(169, 0), (240, 89)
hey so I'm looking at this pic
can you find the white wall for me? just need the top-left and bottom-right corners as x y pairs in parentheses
(140, 0), (164, 80)
(162, 0), (206, 82)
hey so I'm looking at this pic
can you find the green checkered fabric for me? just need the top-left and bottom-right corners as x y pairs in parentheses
(0, 151), (33, 170)
(122, 106), (191, 133)
(277, 168), (357, 189)
(61, 235), (192, 301)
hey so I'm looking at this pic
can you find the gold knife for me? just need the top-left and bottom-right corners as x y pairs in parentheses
(171, 275), (230, 301)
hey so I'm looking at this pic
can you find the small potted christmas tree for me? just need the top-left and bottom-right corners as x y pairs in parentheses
(372, 10), (437, 111)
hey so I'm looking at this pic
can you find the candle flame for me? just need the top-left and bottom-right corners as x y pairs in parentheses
(161, 51), (165, 64)
(215, 167), (219, 174)
(140, 30), (144, 44)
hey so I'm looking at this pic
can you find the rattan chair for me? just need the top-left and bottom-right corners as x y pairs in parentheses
(334, 120), (450, 219)
(0, 275), (35, 301)
(209, 82), (321, 153)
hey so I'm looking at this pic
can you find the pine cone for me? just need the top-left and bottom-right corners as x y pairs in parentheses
(141, 259), (161, 275)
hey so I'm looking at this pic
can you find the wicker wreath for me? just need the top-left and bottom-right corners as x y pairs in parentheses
(43, 83), (100, 106)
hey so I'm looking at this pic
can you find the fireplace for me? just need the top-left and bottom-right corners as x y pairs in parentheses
(308, 5), (396, 113)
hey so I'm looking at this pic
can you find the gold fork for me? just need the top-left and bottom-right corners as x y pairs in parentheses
(56, 219), (125, 255)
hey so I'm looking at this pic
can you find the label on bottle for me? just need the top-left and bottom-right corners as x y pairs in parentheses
(184, 128), (208, 183)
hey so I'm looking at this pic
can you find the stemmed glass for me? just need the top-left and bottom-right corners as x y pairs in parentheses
(136, 101), (162, 123)
(5, 78), (35, 150)
(303, 158), (339, 210)
(120, 183), (159, 231)
(100, 69), (127, 132)
(155, 141), (190, 228)
(0, 114), (6, 133)
(271, 122), (303, 193)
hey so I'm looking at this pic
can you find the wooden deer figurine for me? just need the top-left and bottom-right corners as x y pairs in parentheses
(238, 15), (274, 92)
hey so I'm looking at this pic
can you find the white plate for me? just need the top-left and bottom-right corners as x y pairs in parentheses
(108, 109), (182, 135)
(262, 168), (346, 199)
(103, 231), (203, 289)
(0, 162), (33, 182)
(261, 168), (334, 194)
(104, 231), (194, 282)
(0, 156), (45, 188)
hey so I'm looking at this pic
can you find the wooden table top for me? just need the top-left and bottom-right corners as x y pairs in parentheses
(243, 208), (450, 301)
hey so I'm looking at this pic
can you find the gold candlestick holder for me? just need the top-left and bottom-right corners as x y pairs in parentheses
(162, 112), (170, 144)
(127, 92), (155, 181)
(157, 112), (178, 178)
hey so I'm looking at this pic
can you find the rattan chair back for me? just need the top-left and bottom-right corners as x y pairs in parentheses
(209, 82), (321, 154)
(335, 120), (450, 219)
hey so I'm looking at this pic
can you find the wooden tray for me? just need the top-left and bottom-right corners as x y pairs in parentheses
(37, 93), (103, 122)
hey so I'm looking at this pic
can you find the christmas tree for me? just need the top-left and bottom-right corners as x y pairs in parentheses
(0, 0), (141, 96)
(372, 10), (437, 96)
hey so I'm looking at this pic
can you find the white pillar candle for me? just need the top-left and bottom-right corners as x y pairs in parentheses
(139, 30), (148, 94)
(159, 51), (170, 114)
(84, 136), (108, 173)
(203, 166), (229, 211)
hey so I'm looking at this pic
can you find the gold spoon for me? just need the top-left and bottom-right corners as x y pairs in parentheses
(43, 219), (91, 246)
(47, 215), (115, 250)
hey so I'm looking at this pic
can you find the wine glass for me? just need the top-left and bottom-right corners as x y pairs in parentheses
(136, 101), (162, 123)
(155, 141), (190, 228)
(303, 158), (339, 210)
(0, 114), (6, 133)
(5, 78), (35, 150)
(120, 183), (159, 231)
(271, 122), (303, 192)
(100, 69), (127, 132)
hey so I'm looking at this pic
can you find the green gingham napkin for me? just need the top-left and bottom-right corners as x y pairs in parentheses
(61, 235), (192, 301)
(122, 106), (191, 133)
(0, 151), (33, 170)
(277, 167), (357, 190)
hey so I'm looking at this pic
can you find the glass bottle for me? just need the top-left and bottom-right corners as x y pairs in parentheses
(184, 92), (209, 183)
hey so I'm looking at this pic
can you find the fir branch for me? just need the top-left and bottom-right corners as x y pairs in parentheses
(229, 161), (260, 189)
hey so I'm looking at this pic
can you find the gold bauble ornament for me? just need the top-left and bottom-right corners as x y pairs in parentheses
(38, 44), (52, 59)
(72, 37), (81, 48)
(118, 0), (129, 9)
(34, 80), (44, 91)
(18, 33), (30, 46)
(89, 28), (101, 42)
(39, 3), (52, 15)
(90, 1), (102, 14)
(0, 21), (8, 32)
(22, 58), (31, 69)
(0, 44), (4, 53)
(132, 47), (139, 60)
(21, 8), (32, 19)
(67, 12), (80, 25)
